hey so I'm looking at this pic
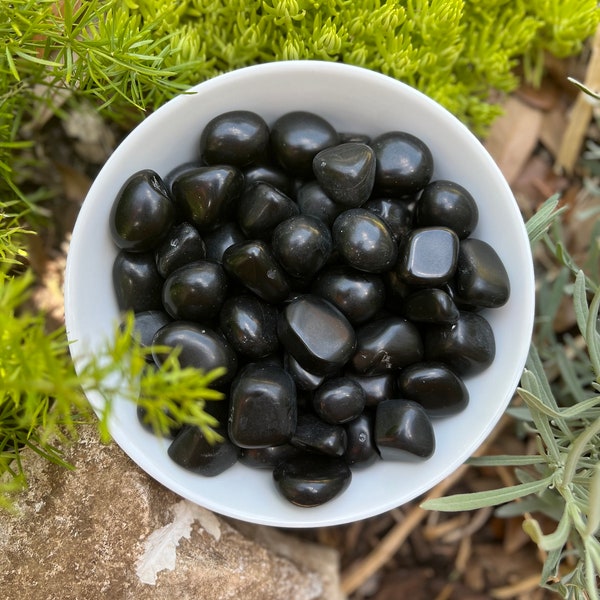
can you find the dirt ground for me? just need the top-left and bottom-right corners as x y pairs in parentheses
(24, 36), (600, 600)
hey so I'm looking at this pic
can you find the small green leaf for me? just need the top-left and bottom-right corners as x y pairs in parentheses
(523, 510), (571, 551)
(585, 463), (600, 537)
(526, 194), (565, 245)
(421, 475), (553, 512)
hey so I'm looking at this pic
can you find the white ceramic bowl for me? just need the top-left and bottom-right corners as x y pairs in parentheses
(64, 61), (535, 528)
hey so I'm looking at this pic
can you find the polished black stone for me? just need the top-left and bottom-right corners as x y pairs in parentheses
(345, 372), (396, 407)
(397, 227), (459, 286)
(284, 353), (326, 391)
(203, 221), (246, 263)
(424, 311), (496, 376)
(273, 454), (352, 507)
(277, 295), (356, 375)
(371, 131), (434, 196)
(272, 215), (332, 279)
(291, 413), (347, 457)
(113, 250), (164, 312)
(200, 110), (270, 167)
(270, 111), (340, 177)
(172, 165), (244, 232)
(352, 316), (423, 374)
(155, 222), (206, 278)
(131, 310), (171, 350)
(344, 412), (380, 468)
(110, 169), (175, 252)
(363, 197), (413, 241)
(313, 376), (366, 424)
(164, 160), (203, 195)
(296, 180), (344, 226)
(222, 240), (290, 303)
(403, 288), (460, 324)
(228, 363), (297, 448)
(239, 444), (301, 469)
(219, 294), (279, 359)
(375, 399), (435, 460)
(313, 142), (376, 207)
(311, 266), (385, 324)
(162, 260), (228, 322)
(243, 163), (293, 196)
(453, 238), (510, 308)
(397, 361), (469, 417)
(237, 181), (299, 239)
(415, 179), (479, 239)
(332, 209), (397, 273)
(168, 426), (238, 476)
(153, 322), (238, 385)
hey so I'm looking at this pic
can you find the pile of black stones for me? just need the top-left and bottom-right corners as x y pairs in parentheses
(109, 109), (510, 507)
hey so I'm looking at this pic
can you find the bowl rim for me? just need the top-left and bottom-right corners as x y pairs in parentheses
(64, 60), (535, 528)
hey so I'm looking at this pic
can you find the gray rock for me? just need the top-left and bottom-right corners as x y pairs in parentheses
(0, 424), (344, 600)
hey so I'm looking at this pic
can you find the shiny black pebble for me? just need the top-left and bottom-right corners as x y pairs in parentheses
(110, 169), (175, 252)
(113, 250), (164, 312)
(344, 413), (380, 468)
(162, 260), (228, 322)
(277, 295), (356, 376)
(153, 322), (237, 384)
(168, 426), (238, 476)
(415, 179), (478, 239)
(239, 444), (301, 469)
(272, 215), (332, 279)
(332, 209), (397, 273)
(273, 454), (352, 507)
(172, 165), (244, 232)
(270, 111), (340, 177)
(203, 221), (245, 263)
(453, 238), (510, 308)
(237, 181), (299, 240)
(312, 266), (385, 324)
(345, 372), (396, 407)
(363, 198), (413, 241)
(313, 142), (376, 207)
(424, 311), (496, 376)
(200, 110), (270, 167)
(403, 288), (459, 324)
(131, 310), (171, 350)
(155, 222), (206, 278)
(284, 354), (326, 391)
(243, 163), (293, 195)
(397, 227), (459, 286)
(223, 240), (290, 303)
(219, 294), (279, 358)
(398, 362), (469, 417)
(228, 363), (297, 448)
(352, 316), (423, 374)
(296, 181), (344, 226)
(291, 413), (347, 457)
(375, 399), (435, 460)
(371, 131), (434, 195)
(313, 377), (366, 424)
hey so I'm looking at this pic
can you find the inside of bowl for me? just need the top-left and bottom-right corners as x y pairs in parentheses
(64, 61), (535, 528)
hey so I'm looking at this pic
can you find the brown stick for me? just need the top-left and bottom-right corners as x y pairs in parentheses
(555, 24), (600, 174)
(340, 415), (511, 595)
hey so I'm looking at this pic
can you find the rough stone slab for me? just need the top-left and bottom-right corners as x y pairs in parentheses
(0, 424), (344, 600)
